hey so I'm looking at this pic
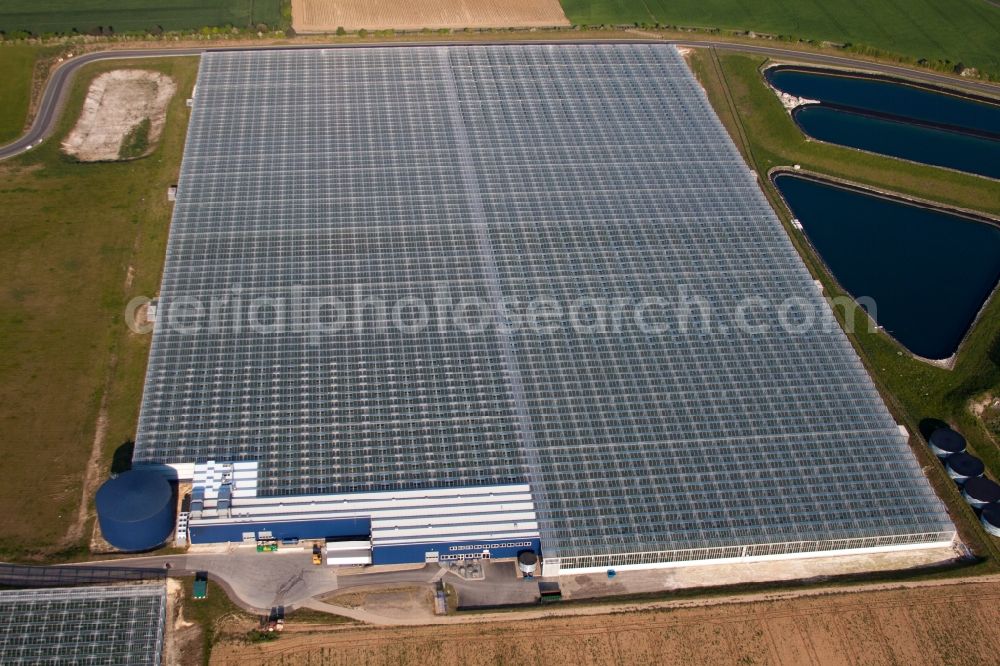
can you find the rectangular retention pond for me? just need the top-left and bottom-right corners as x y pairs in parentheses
(774, 173), (1000, 361)
(767, 67), (1000, 180)
(767, 67), (1000, 135)
(793, 105), (1000, 180)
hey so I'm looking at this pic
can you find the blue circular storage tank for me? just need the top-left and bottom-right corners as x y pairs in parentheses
(928, 428), (966, 458)
(96, 470), (174, 552)
(982, 505), (1000, 538)
(945, 452), (985, 484)
(963, 476), (1000, 509)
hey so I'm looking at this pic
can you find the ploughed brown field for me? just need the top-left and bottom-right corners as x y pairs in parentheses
(211, 579), (1000, 665)
(291, 0), (569, 32)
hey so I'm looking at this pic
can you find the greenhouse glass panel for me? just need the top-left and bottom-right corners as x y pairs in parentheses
(0, 584), (166, 665)
(134, 45), (953, 561)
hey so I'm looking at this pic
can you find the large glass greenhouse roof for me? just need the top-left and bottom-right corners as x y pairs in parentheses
(0, 584), (165, 665)
(134, 44), (953, 560)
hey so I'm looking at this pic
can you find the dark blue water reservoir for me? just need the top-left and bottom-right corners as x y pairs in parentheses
(96, 469), (174, 552)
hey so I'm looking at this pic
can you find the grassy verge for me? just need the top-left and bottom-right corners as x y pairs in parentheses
(0, 45), (46, 144)
(179, 581), (351, 663)
(0, 55), (197, 559)
(283, 607), (356, 624)
(562, 0), (1000, 78)
(689, 48), (1000, 562)
(181, 580), (259, 665)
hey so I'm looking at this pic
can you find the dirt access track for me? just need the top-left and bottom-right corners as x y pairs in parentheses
(62, 70), (175, 162)
(212, 578), (999, 664)
(292, 0), (569, 32)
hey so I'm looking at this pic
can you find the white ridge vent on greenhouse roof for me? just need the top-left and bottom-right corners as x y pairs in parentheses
(133, 44), (955, 571)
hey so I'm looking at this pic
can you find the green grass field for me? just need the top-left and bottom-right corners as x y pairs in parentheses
(0, 56), (198, 559)
(690, 49), (1000, 559)
(563, 0), (1000, 76)
(0, 0), (284, 35)
(0, 46), (44, 145)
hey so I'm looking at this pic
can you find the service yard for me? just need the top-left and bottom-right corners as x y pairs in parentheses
(291, 0), (568, 32)
(209, 579), (1000, 665)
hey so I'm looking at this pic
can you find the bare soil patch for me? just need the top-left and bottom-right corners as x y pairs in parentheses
(292, 0), (569, 32)
(322, 585), (436, 619)
(971, 393), (1000, 445)
(164, 579), (203, 666)
(69, 383), (109, 548)
(211, 580), (1000, 665)
(560, 545), (959, 600)
(62, 69), (176, 162)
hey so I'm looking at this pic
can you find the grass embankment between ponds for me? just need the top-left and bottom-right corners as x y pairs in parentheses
(690, 48), (1000, 565)
(0, 55), (197, 559)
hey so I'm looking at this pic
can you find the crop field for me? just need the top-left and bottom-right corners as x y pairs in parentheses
(292, 0), (568, 32)
(211, 580), (1000, 665)
(562, 0), (1000, 76)
(0, 0), (284, 35)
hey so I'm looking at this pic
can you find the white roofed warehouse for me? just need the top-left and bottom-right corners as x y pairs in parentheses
(126, 44), (955, 575)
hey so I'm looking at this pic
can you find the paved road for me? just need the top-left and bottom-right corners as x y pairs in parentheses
(51, 551), (1000, 627)
(75, 550), (339, 610)
(2, 37), (998, 161)
(69, 551), (516, 612)
(70, 551), (537, 617)
(75, 551), (438, 610)
(0, 49), (203, 161)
